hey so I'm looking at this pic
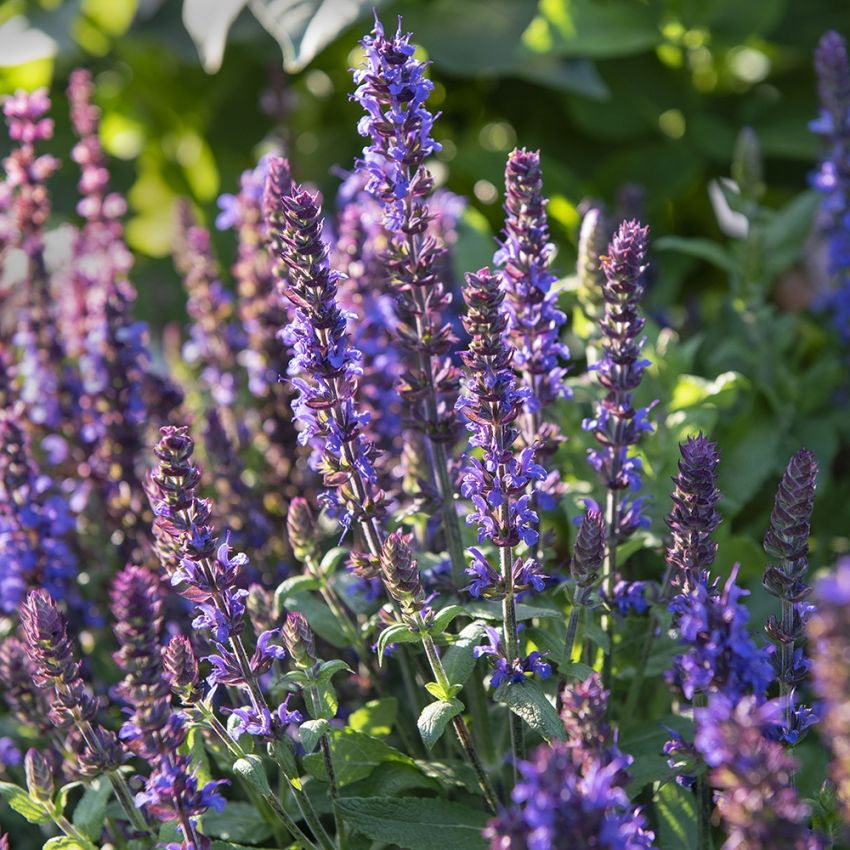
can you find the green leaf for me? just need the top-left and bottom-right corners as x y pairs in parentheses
(304, 681), (338, 720)
(442, 622), (487, 686)
(348, 698), (398, 738)
(345, 762), (441, 798)
(273, 576), (320, 614)
(182, 0), (249, 73)
(316, 659), (351, 683)
(72, 777), (113, 841)
(233, 756), (271, 796)
(464, 600), (560, 622)
(669, 371), (748, 413)
(417, 699), (464, 750)
(336, 797), (487, 850)
(424, 681), (462, 701)
(655, 782), (698, 850)
(43, 838), (91, 850)
(429, 604), (465, 636)
(655, 235), (735, 272)
(303, 729), (414, 786)
(200, 801), (274, 844)
(300, 719), (330, 754)
(0, 781), (52, 825)
(248, 0), (376, 73)
(319, 546), (350, 575)
(495, 679), (567, 742)
(377, 623), (419, 665)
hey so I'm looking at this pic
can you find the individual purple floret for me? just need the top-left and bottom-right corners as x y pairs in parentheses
(474, 625), (551, 690)
(494, 148), (568, 505)
(265, 176), (385, 544)
(665, 435), (721, 592)
(0, 403), (78, 612)
(694, 695), (822, 850)
(763, 449), (818, 741)
(667, 566), (773, 703)
(583, 220), (654, 548)
(484, 688), (654, 850)
(811, 31), (850, 342)
(808, 557), (850, 820)
(606, 580), (650, 617)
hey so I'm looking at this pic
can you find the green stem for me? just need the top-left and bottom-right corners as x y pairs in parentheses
(107, 769), (151, 835)
(601, 489), (619, 690)
(693, 693), (714, 850)
(419, 626), (499, 813)
(54, 814), (96, 849)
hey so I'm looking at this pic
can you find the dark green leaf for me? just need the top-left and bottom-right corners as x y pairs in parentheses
(347, 698), (398, 737)
(417, 699), (464, 750)
(655, 782), (698, 850)
(336, 797), (487, 850)
(495, 679), (566, 741)
(279, 591), (349, 648)
(300, 719), (330, 754)
(442, 622), (487, 686)
(72, 778), (113, 841)
(429, 604), (464, 636)
(303, 730), (414, 786)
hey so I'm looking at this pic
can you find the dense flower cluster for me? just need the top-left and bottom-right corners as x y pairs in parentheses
(0, 403), (78, 611)
(665, 435), (721, 590)
(811, 31), (850, 341)
(494, 148), (568, 507)
(583, 220), (653, 542)
(485, 675), (654, 849)
(695, 696), (821, 850)
(763, 449), (818, 740)
(668, 566), (773, 702)
(808, 558), (850, 819)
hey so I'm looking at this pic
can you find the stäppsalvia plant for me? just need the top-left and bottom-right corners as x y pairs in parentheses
(0, 16), (844, 850)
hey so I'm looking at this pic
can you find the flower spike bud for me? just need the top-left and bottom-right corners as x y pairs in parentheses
(379, 530), (423, 613)
(282, 612), (317, 668)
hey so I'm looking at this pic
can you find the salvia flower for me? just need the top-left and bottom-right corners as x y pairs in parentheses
(266, 177), (385, 537)
(20, 589), (121, 772)
(694, 695), (821, 850)
(457, 268), (547, 554)
(665, 435), (722, 591)
(570, 508), (606, 600)
(667, 566), (773, 703)
(163, 635), (202, 705)
(0, 636), (54, 735)
(483, 740), (654, 850)
(810, 31), (850, 342)
(808, 557), (850, 819)
(494, 148), (569, 478)
(149, 426), (294, 740)
(282, 611), (317, 668)
(583, 220), (654, 543)
(379, 530), (424, 614)
(0, 403), (78, 612)
(576, 205), (611, 323)
(474, 626), (551, 690)
(763, 449), (818, 737)
(352, 15), (463, 540)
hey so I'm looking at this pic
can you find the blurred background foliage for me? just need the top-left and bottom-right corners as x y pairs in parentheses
(1, 0), (849, 583)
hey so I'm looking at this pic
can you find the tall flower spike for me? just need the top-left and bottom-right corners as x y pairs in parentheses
(665, 435), (721, 591)
(0, 402), (78, 612)
(763, 449), (818, 741)
(149, 426), (295, 741)
(495, 148), (569, 473)
(808, 558), (850, 820)
(20, 590), (122, 774)
(694, 695), (821, 850)
(811, 31), (850, 342)
(352, 16), (466, 584)
(583, 220), (654, 547)
(3, 89), (65, 430)
(265, 176), (385, 542)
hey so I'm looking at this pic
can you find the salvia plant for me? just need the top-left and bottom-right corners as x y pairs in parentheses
(1, 16), (850, 850)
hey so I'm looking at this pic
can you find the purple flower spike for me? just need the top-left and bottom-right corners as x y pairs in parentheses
(583, 220), (654, 544)
(266, 175), (385, 537)
(694, 695), (821, 850)
(808, 558), (850, 820)
(811, 31), (850, 341)
(495, 149), (569, 499)
(666, 435), (721, 591)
